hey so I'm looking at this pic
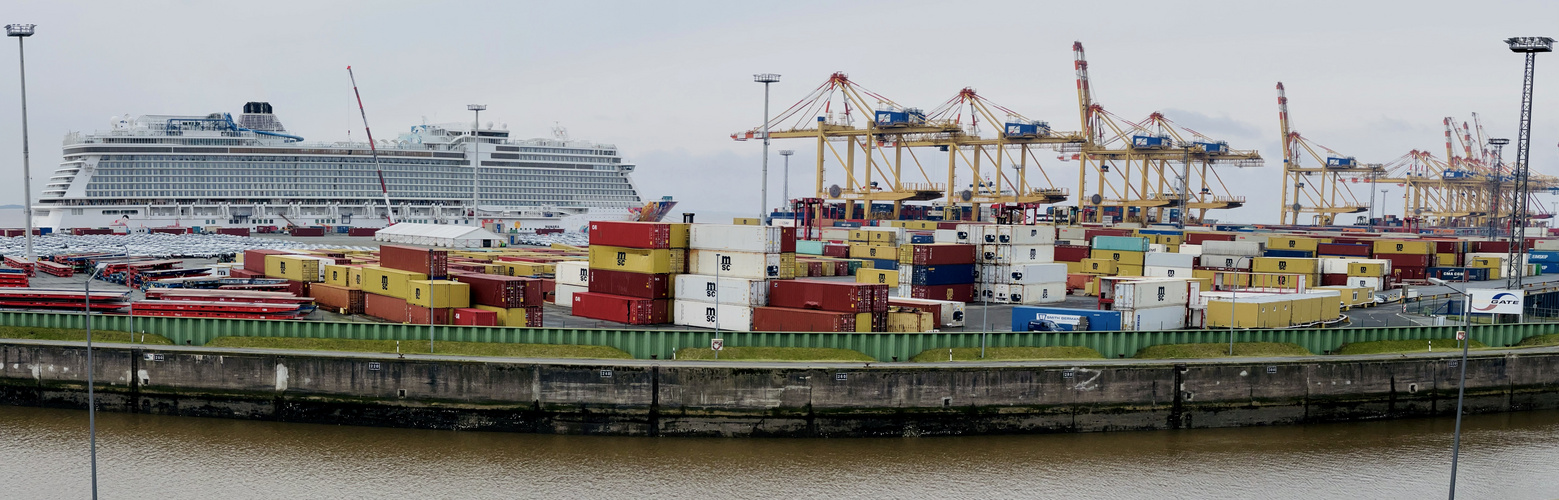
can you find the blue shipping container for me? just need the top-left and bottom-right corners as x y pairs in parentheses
(910, 234), (935, 244)
(1428, 267), (1488, 282)
(1136, 228), (1185, 236)
(1541, 263), (1559, 273)
(1011, 306), (1122, 332)
(833, 221), (862, 228)
(1527, 251), (1559, 263)
(1091, 235), (1150, 252)
(1263, 249), (1315, 258)
(902, 264), (975, 286)
(867, 258), (899, 271)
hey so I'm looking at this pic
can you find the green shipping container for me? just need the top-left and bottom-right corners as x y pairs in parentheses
(1091, 235), (1150, 252)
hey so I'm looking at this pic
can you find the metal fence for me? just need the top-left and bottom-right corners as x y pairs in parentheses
(4, 311), (1555, 361)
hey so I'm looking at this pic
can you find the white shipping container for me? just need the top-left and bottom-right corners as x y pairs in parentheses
(688, 224), (784, 253)
(1143, 266), (1194, 279)
(1178, 244), (1203, 256)
(934, 229), (960, 243)
(1113, 279), (1190, 310)
(1319, 257), (1354, 275)
(673, 274), (767, 306)
(555, 261), (590, 287)
(975, 282), (995, 301)
(888, 297), (966, 327)
(820, 228), (851, 241)
(1351, 276), (1384, 291)
(985, 225), (1057, 245)
(1008, 263), (1068, 284)
(1011, 283), (1066, 305)
(956, 224), (984, 245)
(1058, 226), (1088, 241)
(672, 300), (755, 332)
(1121, 306), (1187, 331)
(997, 244), (1055, 264)
(978, 244), (999, 263)
(1143, 252), (1196, 268)
(1148, 244), (1167, 253)
(1198, 254), (1253, 269)
(688, 250), (782, 280)
(992, 284), (1012, 303)
(554, 283), (587, 307)
(1201, 240), (1264, 257)
(1534, 239), (1559, 251)
(976, 264), (996, 284)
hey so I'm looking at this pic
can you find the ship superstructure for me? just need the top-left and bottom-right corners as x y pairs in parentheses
(37, 102), (646, 232)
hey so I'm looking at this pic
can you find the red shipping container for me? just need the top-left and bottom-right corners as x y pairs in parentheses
(1054, 245), (1090, 262)
(1066, 273), (1094, 290)
(407, 304), (452, 325)
(229, 268), (259, 279)
(453, 308), (499, 326)
(243, 249), (289, 274)
(904, 244), (976, 265)
(453, 273), (543, 307)
(901, 284), (975, 303)
(780, 227), (796, 253)
(1428, 240), (1461, 254)
(1084, 228), (1134, 241)
(289, 227), (326, 237)
(823, 244), (849, 257)
(216, 227), (251, 237)
(1320, 273), (1349, 286)
(348, 227), (380, 237)
(364, 293), (409, 323)
(588, 269), (674, 299)
(588, 221), (674, 248)
(1395, 267), (1427, 281)
(517, 306), (545, 327)
(767, 280), (885, 313)
(1472, 240), (1510, 253)
(871, 311), (888, 332)
(751, 307), (857, 332)
(1316, 243), (1372, 257)
(1185, 232), (1236, 244)
(834, 261), (849, 276)
(284, 280), (310, 297)
(380, 245), (449, 279)
(1380, 253), (1432, 268)
(937, 222), (961, 230)
(570, 292), (669, 325)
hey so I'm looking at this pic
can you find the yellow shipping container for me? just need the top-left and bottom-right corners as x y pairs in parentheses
(1080, 258), (1117, 275)
(1267, 236), (1320, 252)
(733, 217), (760, 225)
(849, 229), (870, 242)
(1206, 300), (1268, 328)
(1193, 269), (1250, 288)
(886, 310), (936, 332)
(264, 255), (321, 283)
(362, 266), (428, 298)
(473, 304), (542, 327)
(869, 231), (898, 245)
(857, 269), (899, 285)
(1116, 264), (1143, 277)
(1089, 249), (1146, 266)
(1373, 240), (1434, 255)
(854, 312), (875, 332)
(587, 246), (686, 274)
(323, 264), (355, 287)
(665, 223), (691, 249)
(849, 243), (895, 260)
(1265, 299), (1293, 327)
(1249, 272), (1307, 289)
(1064, 261), (1084, 274)
(1435, 253), (1458, 267)
(348, 266), (365, 289)
(498, 261), (555, 277)
(1348, 263), (1386, 277)
(407, 280), (471, 308)
(1469, 257), (1501, 268)
(1252, 257), (1319, 275)
(780, 253), (797, 279)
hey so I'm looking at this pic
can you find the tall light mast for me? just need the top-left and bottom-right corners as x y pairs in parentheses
(468, 104), (487, 220)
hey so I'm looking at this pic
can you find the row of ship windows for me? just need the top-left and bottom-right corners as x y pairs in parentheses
(98, 155), (465, 165)
(86, 180), (634, 191)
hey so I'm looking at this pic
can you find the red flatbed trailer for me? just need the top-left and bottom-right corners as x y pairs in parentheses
(33, 261), (74, 277)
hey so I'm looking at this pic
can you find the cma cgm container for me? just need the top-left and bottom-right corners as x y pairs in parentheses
(588, 269), (674, 299)
(571, 292), (670, 325)
(588, 221), (688, 249)
(379, 245), (449, 279)
(750, 306), (863, 332)
(672, 301), (754, 331)
(767, 280), (887, 313)
(453, 274), (543, 308)
(673, 274), (767, 306)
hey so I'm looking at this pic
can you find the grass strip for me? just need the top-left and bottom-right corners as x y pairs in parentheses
(673, 346), (873, 362)
(1134, 342), (1312, 359)
(1516, 334), (1559, 348)
(0, 325), (172, 345)
(205, 336), (632, 359)
(1336, 338), (1488, 355)
(911, 346), (1104, 362)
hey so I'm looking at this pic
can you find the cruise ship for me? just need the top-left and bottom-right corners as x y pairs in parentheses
(36, 102), (667, 232)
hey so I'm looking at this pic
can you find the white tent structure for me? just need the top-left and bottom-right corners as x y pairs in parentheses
(373, 223), (504, 248)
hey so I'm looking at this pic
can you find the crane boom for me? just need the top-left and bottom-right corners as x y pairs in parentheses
(347, 65), (396, 225)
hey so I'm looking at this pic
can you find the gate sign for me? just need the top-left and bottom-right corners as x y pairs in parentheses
(711, 338), (724, 351)
(1469, 289), (1524, 315)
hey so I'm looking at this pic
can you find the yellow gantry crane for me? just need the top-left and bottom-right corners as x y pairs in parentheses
(1275, 82), (1384, 225)
(1072, 42), (1263, 224)
(1363, 118), (1559, 227)
(731, 73), (1080, 219)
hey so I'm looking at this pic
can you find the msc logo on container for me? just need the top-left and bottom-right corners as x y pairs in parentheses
(1286, 240), (1296, 248)
(379, 276), (389, 291)
(704, 307), (717, 323)
(704, 282), (717, 298)
(279, 261), (287, 274)
(615, 252), (627, 267)
(1278, 260), (1288, 270)
(1395, 243), (1405, 251)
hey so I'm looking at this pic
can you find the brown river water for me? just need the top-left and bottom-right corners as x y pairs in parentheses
(2, 405), (1557, 499)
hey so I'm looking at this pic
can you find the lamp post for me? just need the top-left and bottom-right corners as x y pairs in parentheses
(7, 24), (36, 273)
(1487, 138), (1510, 239)
(779, 150), (795, 213)
(467, 104), (486, 222)
(1428, 276), (1473, 500)
(1504, 36), (1553, 292)
(754, 73), (780, 224)
(83, 263), (104, 500)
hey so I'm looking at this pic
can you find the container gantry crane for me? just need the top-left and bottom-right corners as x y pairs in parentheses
(1072, 42), (1263, 225)
(1275, 82), (1383, 225)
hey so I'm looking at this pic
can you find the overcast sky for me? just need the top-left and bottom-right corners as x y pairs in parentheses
(2, 0), (1558, 223)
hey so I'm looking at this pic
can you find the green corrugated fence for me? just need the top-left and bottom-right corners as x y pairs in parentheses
(1, 311), (1554, 361)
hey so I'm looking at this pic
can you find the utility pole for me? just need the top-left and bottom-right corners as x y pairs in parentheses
(1487, 138), (1510, 238)
(755, 73), (780, 224)
(1503, 36), (1552, 293)
(8, 24), (36, 273)
(468, 104), (486, 222)
(779, 149), (794, 214)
